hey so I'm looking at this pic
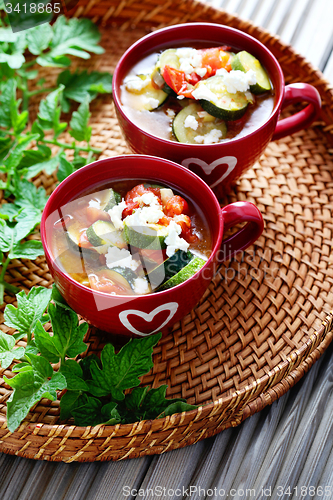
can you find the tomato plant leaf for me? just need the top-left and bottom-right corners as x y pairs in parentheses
(4, 353), (66, 432)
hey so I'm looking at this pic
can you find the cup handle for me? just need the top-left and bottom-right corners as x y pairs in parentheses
(272, 83), (321, 141)
(219, 202), (264, 261)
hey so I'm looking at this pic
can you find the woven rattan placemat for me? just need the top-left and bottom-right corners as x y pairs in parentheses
(1, 0), (333, 462)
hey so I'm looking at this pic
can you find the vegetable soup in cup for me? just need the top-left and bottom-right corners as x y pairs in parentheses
(41, 155), (264, 338)
(113, 23), (321, 199)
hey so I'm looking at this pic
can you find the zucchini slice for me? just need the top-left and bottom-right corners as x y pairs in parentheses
(231, 51), (272, 94)
(154, 49), (180, 97)
(197, 76), (251, 121)
(157, 49), (180, 72)
(125, 74), (168, 111)
(86, 220), (126, 248)
(123, 223), (168, 250)
(89, 267), (150, 294)
(172, 103), (227, 144)
(66, 223), (85, 251)
(101, 267), (137, 290)
(156, 256), (206, 291)
(100, 188), (121, 212)
(146, 250), (194, 290)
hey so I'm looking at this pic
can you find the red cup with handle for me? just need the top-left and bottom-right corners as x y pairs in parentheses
(112, 23), (321, 199)
(41, 155), (264, 338)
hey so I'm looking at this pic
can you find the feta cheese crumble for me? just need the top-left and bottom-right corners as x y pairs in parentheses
(125, 192), (165, 227)
(166, 108), (176, 118)
(133, 192), (160, 207)
(192, 84), (218, 104)
(164, 220), (190, 257)
(108, 199), (127, 230)
(106, 247), (139, 271)
(215, 68), (257, 93)
(142, 96), (160, 109)
(124, 75), (150, 92)
(133, 276), (150, 294)
(176, 48), (203, 77)
(194, 129), (223, 144)
(184, 115), (199, 130)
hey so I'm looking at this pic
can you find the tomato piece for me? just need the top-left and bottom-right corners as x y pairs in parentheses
(90, 273), (130, 295)
(164, 195), (189, 217)
(86, 206), (110, 224)
(162, 65), (187, 93)
(200, 48), (232, 76)
(158, 215), (172, 226)
(124, 184), (162, 216)
(78, 230), (93, 248)
(122, 201), (140, 218)
(162, 66), (193, 97)
(125, 184), (146, 203)
(187, 72), (200, 86)
(125, 184), (161, 203)
(177, 221), (199, 244)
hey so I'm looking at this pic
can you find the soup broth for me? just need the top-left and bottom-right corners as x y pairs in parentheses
(51, 180), (212, 296)
(120, 46), (275, 144)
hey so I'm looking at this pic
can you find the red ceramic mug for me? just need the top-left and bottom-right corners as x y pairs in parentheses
(112, 23), (321, 200)
(41, 155), (264, 338)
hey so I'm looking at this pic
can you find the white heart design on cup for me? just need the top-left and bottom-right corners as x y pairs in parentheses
(182, 156), (237, 188)
(119, 302), (179, 336)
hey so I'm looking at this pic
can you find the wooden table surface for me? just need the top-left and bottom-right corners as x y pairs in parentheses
(1, 1), (333, 499)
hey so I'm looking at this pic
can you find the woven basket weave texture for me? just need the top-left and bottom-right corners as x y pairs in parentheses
(0, 0), (333, 462)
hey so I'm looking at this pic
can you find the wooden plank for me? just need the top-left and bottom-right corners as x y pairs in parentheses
(89, 457), (152, 500)
(291, 0), (333, 69)
(323, 49), (333, 83)
(235, 0), (262, 20)
(136, 442), (207, 500)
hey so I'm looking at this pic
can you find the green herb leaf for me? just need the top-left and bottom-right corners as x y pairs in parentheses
(0, 219), (14, 252)
(13, 178), (48, 213)
(18, 146), (56, 179)
(158, 401), (198, 418)
(23, 152), (61, 179)
(59, 359), (89, 392)
(57, 155), (74, 183)
(59, 390), (81, 420)
(79, 353), (101, 380)
(4, 353), (66, 432)
(119, 385), (189, 423)
(2, 134), (39, 173)
(69, 96), (92, 143)
(0, 27), (19, 43)
(33, 320), (60, 363)
(4, 286), (52, 341)
(9, 239), (44, 260)
(37, 85), (67, 138)
(34, 303), (88, 363)
(57, 69), (112, 110)
(0, 202), (21, 221)
(0, 330), (25, 369)
(37, 17), (104, 68)
(51, 284), (72, 310)
(0, 78), (16, 128)
(0, 50), (25, 69)
(101, 401), (121, 425)
(87, 333), (161, 401)
(26, 23), (53, 55)
(71, 394), (104, 426)
(14, 207), (42, 241)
